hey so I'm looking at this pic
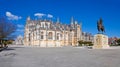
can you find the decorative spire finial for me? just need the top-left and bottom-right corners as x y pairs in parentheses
(27, 16), (30, 21)
(71, 16), (74, 24)
(57, 17), (60, 23)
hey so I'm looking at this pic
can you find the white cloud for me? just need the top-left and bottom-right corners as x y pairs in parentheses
(47, 14), (53, 18)
(6, 11), (22, 20)
(17, 24), (24, 28)
(34, 13), (46, 18)
(34, 13), (53, 18)
(16, 29), (24, 32)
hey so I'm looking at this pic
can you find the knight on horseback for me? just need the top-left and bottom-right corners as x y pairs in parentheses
(97, 18), (105, 34)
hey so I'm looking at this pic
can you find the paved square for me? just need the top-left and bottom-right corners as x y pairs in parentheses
(0, 45), (120, 67)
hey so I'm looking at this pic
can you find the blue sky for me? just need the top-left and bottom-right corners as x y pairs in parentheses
(0, 0), (120, 37)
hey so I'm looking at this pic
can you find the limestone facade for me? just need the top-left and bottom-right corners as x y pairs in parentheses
(24, 17), (82, 47)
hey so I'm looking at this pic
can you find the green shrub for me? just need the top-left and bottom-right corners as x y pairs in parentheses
(78, 40), (93, 46)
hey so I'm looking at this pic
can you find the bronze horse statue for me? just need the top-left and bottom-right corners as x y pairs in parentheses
(97, 18), (105, 33)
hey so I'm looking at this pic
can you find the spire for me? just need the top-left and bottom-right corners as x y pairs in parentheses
(80, 21), (82, 27)
(80, 21), (82, 31)
(71, 16), (74, 25)
(26, 16), (31, 25)
(75, 21), (78, 24)
(27, 16), (30, 21)
(57, 17), (60, 23)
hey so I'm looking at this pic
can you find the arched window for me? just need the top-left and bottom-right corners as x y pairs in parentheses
(41, 32), (44, 39)
(57, 33), (59, 40)
(60, 34), (62, 40)
(48, 32), (53, 39)
(34, 31), (37, 40)
(65, 32), (68, 40)
(48, 23), (50, 28)
(41, 22), (44, 28)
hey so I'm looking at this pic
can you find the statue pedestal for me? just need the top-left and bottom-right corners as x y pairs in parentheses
(93, 34), (109, 49)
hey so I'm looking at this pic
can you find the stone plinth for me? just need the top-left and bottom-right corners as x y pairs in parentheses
(93, 34), (109, 49)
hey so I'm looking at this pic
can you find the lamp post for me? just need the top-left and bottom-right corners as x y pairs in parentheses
(46, 22), (48, 47)
(39, 27), (41, 47)
(29, 33), (31, 46)
(29, 28), (32, 46)
(64, 29), (65, 46)
(55, 26), (56, 47)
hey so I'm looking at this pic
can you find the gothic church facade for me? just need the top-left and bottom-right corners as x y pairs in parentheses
(24, 17), (82, 47)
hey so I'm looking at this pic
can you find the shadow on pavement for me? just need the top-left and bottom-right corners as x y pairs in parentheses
(4, 48), (15, 51)
(0, 46), (9, 52)
(12, 47), (25, 48)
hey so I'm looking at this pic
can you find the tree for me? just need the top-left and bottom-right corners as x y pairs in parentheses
(116, 39), (120, 45)
(0, 17), (16, 47)
(78, 40), (93, 46)
(78, 40), (84, 46)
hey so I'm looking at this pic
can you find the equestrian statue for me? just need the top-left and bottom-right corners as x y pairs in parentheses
(97, 18), (105, 34)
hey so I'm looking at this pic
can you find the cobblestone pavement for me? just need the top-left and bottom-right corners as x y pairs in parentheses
(0, 45), (120, 67)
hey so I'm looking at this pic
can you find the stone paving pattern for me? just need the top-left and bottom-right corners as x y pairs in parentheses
(0, 45), (120, 67)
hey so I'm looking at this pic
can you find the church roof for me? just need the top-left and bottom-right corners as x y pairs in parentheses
(26, 19), (79, 32)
